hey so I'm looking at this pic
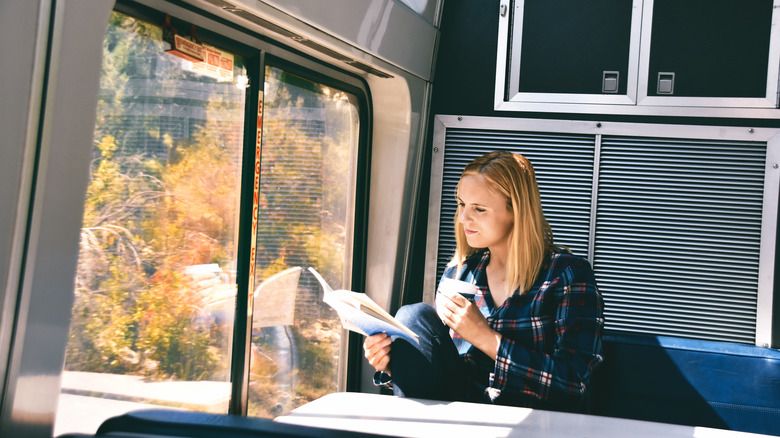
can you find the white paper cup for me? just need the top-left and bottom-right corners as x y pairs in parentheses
(437, 277), (478, 301)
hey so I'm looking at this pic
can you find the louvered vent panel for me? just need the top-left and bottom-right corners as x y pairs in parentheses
(436, 129), (595, 281)
(595, 136), (767, 343)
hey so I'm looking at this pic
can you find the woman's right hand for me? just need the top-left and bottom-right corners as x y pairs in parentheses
(363, 333), (392, 373)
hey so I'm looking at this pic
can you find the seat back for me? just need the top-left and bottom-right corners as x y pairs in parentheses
(590, 333), (780, 436)
(91, 408), (391, 438)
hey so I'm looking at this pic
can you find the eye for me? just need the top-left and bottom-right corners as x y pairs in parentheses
(457, 201), (465, 208)
(475, 207), (486, 213)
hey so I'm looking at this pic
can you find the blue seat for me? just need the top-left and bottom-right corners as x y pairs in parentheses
(60, 408), (392, 438)
(590, 333), (780, 436)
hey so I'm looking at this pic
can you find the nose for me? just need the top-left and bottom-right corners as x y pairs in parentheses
(458, 207), (469, 224)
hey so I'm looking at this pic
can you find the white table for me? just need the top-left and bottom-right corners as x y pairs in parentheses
(276, 392), (771, 438)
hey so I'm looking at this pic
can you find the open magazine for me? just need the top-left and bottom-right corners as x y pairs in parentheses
(308, 267), (419, 344)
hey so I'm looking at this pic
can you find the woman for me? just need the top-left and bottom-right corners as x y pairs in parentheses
(363, 150), (604, 412)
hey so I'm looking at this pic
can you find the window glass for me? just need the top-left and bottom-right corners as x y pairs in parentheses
(56, 10), (247, 435)
(247, 66), (361, 417)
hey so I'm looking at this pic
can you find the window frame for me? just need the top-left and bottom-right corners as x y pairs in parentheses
(254, 52), (373, 401)
(71, 0), (373, 418)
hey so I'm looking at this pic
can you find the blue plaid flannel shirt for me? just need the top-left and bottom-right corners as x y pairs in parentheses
(441, 248), (604, 410)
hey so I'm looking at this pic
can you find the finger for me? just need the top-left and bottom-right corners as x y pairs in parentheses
(443, 295), (471, 314)
(437, 293), (459, 312)
(369, 353), (390, 372)
(449, 293), (468, 308)
(436, 301), (448, 320)
(370, 334), (392, 352)
(442, 298), (470, 321)
(439, 288), (468, 306)
(368, 344), (389, 362)
(437, 305), (454, 328)
(365, 335), (391, 357)
(365, 345), (384, 363)
(364, 333), (387, 349)
(366, 345), (390, 369)
(366, 333), (386, 345)
(375, 355), (390, 371)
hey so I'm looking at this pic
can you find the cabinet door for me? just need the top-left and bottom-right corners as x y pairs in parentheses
(502, 0), (642, 105)
(518, 0), (634, 95)
(496, 0), (780, 116)
(645, 0), (773, 98)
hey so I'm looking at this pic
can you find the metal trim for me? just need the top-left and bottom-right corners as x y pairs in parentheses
(194, 0), (436, 80)
(0, 0), (52, 417)
(138, 0), (405, 83)
(229, 56), (264, 416)
(426, 115), (780, 346)
(588, 134), (602, 265)
(756, 132), (780, 347)
(636, 0), (780, 108)
(499, 0), (642, 106)
(495, 0), (780, 118)
(494, 0), (511, 105)
(2, 1), (116, 437)
(423, 117), (448, 304)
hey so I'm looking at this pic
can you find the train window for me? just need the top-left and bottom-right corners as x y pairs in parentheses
(55, 6), (366, 435)
(247, 65), (361, 417)
(57, 10), (245, 430)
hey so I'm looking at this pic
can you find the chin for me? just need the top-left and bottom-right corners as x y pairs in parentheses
(465, 237), (482, 248)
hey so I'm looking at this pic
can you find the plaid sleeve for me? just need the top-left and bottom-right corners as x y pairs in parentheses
(487, 257), (604, 408)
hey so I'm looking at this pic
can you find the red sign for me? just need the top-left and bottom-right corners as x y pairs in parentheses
(248, 91), (264, 296)
(165, 34), (204, 62)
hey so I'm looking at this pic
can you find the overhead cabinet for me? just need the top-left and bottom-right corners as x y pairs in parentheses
(495, 0), (780, 117)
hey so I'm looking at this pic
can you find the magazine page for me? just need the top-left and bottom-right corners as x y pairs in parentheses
(308, 267), (419, 344)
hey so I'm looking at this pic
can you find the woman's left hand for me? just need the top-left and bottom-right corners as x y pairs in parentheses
(436, 290), (501, 360)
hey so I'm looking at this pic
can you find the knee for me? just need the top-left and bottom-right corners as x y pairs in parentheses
(395, 302), (437, 328)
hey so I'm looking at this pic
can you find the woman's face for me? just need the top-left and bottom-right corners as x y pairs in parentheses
(457, 173), (514, 251)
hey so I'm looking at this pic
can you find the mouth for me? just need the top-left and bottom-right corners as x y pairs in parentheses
(464, 228), (477, 235)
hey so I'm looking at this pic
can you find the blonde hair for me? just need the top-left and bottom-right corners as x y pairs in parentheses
(451, 150), (554, 295)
